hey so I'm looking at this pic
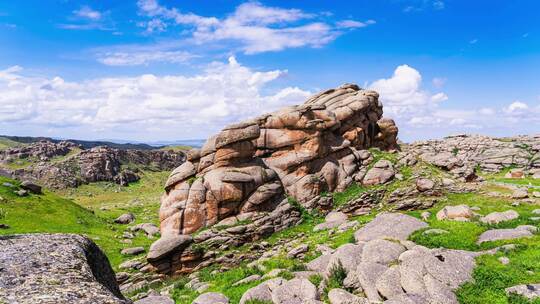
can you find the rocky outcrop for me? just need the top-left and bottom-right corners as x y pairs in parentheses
(402, 134), (540, 180)
(0, 141), (186, 188)
(0, 234), (128, 304)
(149, 84), (398, 274)
(158, 84), (397, 237)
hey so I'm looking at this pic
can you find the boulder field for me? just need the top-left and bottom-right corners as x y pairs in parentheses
(149, 84), (399, 274)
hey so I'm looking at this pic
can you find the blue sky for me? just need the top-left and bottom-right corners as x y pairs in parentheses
(0, 0), (539, 142)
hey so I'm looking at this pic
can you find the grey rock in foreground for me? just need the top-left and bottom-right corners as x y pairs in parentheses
(0, 233), (128, 304)
(354, 212), (428, 242)
(477, 225), (537, 243)
(506, 283), (540, 300)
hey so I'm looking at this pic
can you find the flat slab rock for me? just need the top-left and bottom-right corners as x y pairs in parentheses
(0, 233), (128, 304)
(477, 225), (537, 243)
(354, 212), (428, 242)
(506, 283), (540, 300)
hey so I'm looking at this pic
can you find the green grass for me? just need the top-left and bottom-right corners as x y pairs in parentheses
(0, 137), (24, 150)
(0, 175), (160, 269)
(405, 187), (540, 304)
(57, 171), (168, 225)
(332, 183), (368, 206)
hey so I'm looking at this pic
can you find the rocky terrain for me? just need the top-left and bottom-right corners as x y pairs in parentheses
(1, 84), (540, 304)
(0, 140), (186, 188)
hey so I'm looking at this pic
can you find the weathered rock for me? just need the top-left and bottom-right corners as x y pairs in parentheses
(121, 247), (145, 256)
(193, 292), (229, 304)
(415, 178), (434, 192)
(288, 244), (309, 258)
(147, 235), (193, 262)
(505, 283), (540, 300)
(271, 278), (319, 304)
(134, 296), (175, 304)
(240, 278), (286, 304)
(328, 288), (368, 304)
(355, 213), (428, 242)
(479, 210), (519, 224)
(20, 180), (42, 194)
(477, 225), (537, 243)
(0, 234), (128, 303)
(512, 188), (529, 199)
(115, 213), (135, 224)
(436, 205), (474, 221)
(314, 211), (348, 231)
(363, 160), (395, 185)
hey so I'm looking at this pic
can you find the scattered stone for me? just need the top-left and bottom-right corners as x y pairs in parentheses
(240, 278), (286, 304)
(442, 178), (455, 186)
(233, 275), (262, 287)
(436, 205), (474, 221)
(146, 235), (193, 263)
(2, 182), (14, 188)
(271, 278), (319, 304)
(134, 296), (174, 304)
(337, 220), (359, 232)
(314, 212), (348, 231)
(0, 224), (10, 229)
(478, 225), (537, 243)
(512, 188), (529, 199)
(20, 180), (42, 194)
(505, 169), (525, 179)
(287, 244), (309, 258)
(479, 210), (519, 224)
(119, 259), (144, 270)
(355, 213), (428, 242)
(132, 223), (160, 237)
(363, 160), (395, 186)
(121, 247), (145, 256)
(328, 288), (368, 304)
(193, 292), (229, 304)
(421, 211), (431, 221)
(498, 257), (510, 265)
(423, 229), (449, 235)
(416, 178), (435, 192)
(533, 192), (540, 198)
(505, 283), (540, 300)
(114, 213), (135, 224)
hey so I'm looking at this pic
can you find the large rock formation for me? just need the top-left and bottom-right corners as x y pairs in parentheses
(0, 141), (186, 188)
(0, 234), (129, 304)
(149, 84), (398, 274)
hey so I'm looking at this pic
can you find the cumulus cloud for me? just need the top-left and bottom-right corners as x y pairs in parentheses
(369, 64), (447, 116)
(135, 0), (375, 54)
(0, 58), (311, 140)
(369, 65), (539, 140)
(58, 5), (114, 31)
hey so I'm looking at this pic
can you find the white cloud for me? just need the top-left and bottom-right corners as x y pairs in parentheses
(469, 39), (478, 44)
(97, 50), (196, 66)
(369, 65), (446, 117)
(135, 0), (374, 54)
(74, 6), (102, 21)
(0, 58), (311, 140)
(504, 101), (529, 113)
(336, 20), (376, 29)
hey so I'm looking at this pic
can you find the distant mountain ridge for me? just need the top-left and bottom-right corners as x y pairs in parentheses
(0, 135), (205, 150)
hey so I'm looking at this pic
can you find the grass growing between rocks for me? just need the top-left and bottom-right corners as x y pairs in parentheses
(0, 176), (156, 269)
(407, 186), (540, 304)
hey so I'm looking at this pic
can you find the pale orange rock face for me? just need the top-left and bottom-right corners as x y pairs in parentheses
(158, 84), (398, 236)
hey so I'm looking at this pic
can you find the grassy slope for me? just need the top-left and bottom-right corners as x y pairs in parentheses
(0, 137), (24, 150)
(0, 172), (167, 269)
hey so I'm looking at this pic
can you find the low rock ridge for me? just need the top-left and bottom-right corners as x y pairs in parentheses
(402, 134), (540, 180)
(0, 140), (186, 188)
(0, 233), (129, 304)
(149, 84), (398, 274)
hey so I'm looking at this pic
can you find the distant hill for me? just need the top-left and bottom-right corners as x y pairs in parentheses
(1, 135), (158, 150)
